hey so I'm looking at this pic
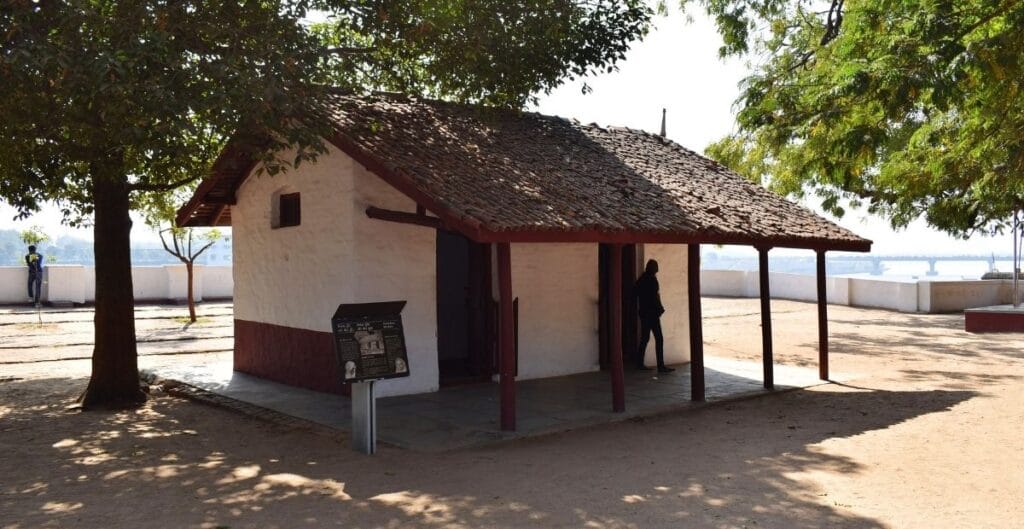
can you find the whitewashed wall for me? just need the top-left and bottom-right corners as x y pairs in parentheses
(166, 265), (200, 302)
(644, 244), (691, 365)
(0, 267), (28, 302)
(233, 143), (356, 329)
(350, 159), (439, 397)
(770, 272), (850, 305)
(82, 265), (97, 302)
(202, 266), (234, 299)
(917, 280), (1010, 313)
(0, 264), (233, 304)
(511, 243), (600, 380)
(701, 270), (848, 305)
(700, 269), (1014, 313)
(233, 145), (438, 397)
(45, 265), (86, 304)
(701, 270), (759, 298)
(132, 266), (169, 301)
(849, 277), (920, 312)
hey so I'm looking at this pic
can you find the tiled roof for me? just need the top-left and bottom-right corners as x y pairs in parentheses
(178, 93), (870, 251)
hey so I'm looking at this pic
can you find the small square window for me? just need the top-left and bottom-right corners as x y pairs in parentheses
(279, 192), (301, 228)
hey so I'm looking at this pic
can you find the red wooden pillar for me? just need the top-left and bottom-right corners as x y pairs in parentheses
(758, 246), (774, 390)
(609, 244), (625, 412)
(816, 249), (829, 380)
(687, 244), (705, 401)
(497, 242), (516, 431)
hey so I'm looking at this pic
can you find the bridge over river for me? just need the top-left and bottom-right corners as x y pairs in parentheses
(830, 254), (1015, 276)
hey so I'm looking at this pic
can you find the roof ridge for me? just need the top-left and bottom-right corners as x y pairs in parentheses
(179, 91), (870, 251)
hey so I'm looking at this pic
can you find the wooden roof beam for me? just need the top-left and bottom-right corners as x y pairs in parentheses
(365, 206), (444, 230)
(210, 204), (230, 226)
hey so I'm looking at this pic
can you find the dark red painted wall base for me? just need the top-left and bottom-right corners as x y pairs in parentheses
(965, 311), (1024, 333)
(234, 319), (349, 395)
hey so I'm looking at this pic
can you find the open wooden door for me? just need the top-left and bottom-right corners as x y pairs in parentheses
(437, 231), (495, 386)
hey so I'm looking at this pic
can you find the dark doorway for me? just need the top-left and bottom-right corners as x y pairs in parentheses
(436, 230), (494, 386)
(598, 244), (640, 369)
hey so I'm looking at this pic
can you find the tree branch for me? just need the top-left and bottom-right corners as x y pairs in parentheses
(954, 0), (1022, 41)
(325, 46), (376, 55)
(191, 239), (218, 261)
(158, 228), (185, 261)
(820, 0), (845, 45)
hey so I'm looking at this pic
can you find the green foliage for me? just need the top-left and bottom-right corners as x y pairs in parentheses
(688, 0), (1024, 237)
(0, 0), (334, 222)
(311, 1), (652, 107)
(138, 184), (222, 261)
(1, 1), (652, 224)
(19, 226), (50, 247)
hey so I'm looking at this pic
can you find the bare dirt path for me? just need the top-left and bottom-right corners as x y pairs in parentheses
(2, 299), (1022, 529)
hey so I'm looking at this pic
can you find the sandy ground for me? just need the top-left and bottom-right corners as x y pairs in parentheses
(1, 298), (1023, 528)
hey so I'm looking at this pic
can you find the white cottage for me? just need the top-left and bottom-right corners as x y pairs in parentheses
(178, 93), (870, 430)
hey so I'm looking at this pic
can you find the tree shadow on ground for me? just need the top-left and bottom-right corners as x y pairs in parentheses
(1, 376), (976, 529)
(698, 299), (1024, 378)
(827, 325), (1024, 364)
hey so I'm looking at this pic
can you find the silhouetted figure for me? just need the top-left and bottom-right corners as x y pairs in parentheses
(636, 259), (673, 373)
(25, 245), (43, 307)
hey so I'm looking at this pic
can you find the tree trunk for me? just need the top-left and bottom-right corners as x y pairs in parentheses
(81, 172), (146, 409)
(186, 261), (196, 323)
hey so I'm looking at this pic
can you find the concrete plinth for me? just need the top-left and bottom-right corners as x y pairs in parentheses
(964, 305), (1024, 333)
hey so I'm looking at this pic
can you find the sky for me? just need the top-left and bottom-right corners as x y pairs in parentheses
(0, 7), (1014, 257)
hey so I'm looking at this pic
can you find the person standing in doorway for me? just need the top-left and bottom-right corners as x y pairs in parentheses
(25, 245), (43, 307)
(635, 259), (674, 373)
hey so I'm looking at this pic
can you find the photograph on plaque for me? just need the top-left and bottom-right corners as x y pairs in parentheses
(332, 301), (410, 383)
(356, 330), (385, 357)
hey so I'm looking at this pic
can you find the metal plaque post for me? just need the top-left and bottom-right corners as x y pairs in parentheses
(332, 301), (410, 455)
(351, 380), (377, 454)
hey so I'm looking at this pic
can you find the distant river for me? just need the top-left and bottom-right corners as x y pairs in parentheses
(861, 260), (1017, 280)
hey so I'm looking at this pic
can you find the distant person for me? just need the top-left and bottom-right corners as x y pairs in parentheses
(25, 245), (43, 307)
(635, 259), (673, 373)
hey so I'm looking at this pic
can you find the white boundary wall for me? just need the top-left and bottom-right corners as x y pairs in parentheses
(0, 264), (233, 304)
(701, 269), (1014, 313)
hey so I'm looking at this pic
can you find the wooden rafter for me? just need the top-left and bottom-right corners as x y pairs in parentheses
(365, 206), (444, 230)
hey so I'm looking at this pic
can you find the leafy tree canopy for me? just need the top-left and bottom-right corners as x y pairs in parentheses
(2, 0), (652, 222)
(313, 0), (652, 106)
(684, 0), (1024, 237)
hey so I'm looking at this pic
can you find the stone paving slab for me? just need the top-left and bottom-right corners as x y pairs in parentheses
(1, 337), (234, 364)
(0, 302), (234, 325)
(2, 321), (232, 349)
(145, 357), (844, 453)
(0, 303), (235, 364)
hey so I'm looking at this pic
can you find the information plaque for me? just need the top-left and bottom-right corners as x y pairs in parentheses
(332, 301), (411, 383)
